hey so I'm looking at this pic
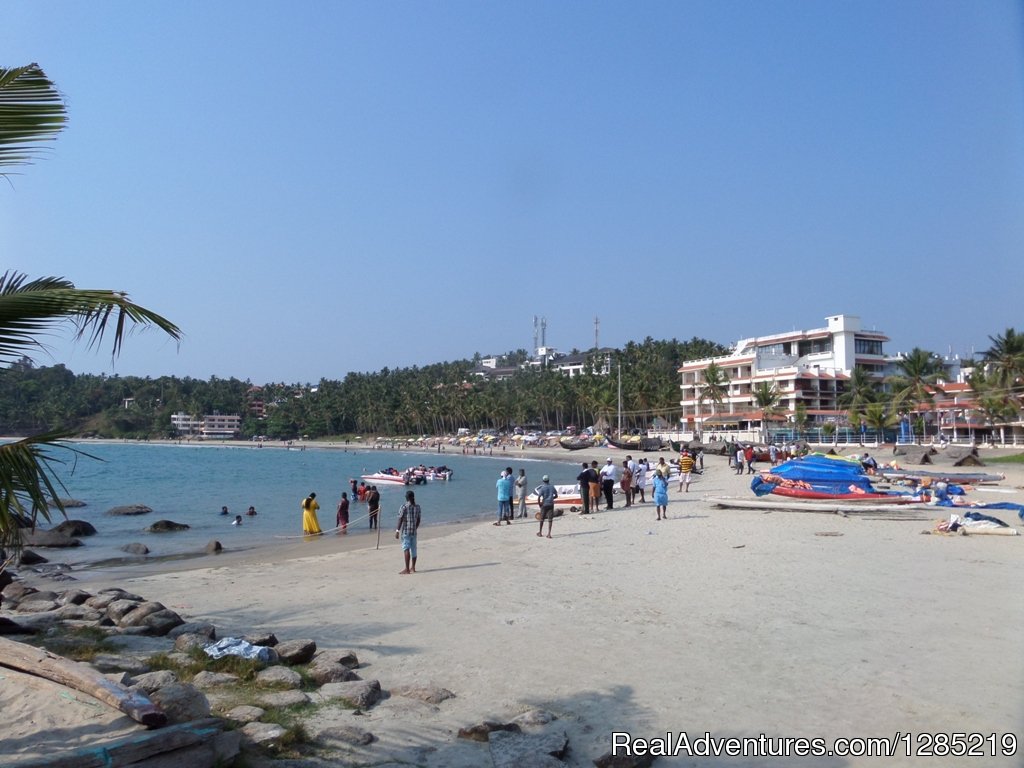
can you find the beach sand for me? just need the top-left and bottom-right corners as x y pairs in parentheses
(13, 445), (1024, 766)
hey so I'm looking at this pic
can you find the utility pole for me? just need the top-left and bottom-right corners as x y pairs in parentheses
(594, 316), (600, 349)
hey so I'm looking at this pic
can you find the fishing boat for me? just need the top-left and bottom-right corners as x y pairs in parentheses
(558, 436), (594, 451)
(607, 437), (664, 452)
(525, 483), (584, 512)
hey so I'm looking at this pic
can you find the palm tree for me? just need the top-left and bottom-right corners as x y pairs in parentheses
(862, 403), (899, 444)
(982, 328), (1024, 396)
(885, 348), (945, 437)
(0, 64), (181, 554)
(752, 381), (779, 443)
(838, 367), (879, 411)
(697, 362), (729, 437)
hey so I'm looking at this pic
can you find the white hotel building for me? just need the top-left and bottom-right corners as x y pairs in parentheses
(678, 314), (889, 437)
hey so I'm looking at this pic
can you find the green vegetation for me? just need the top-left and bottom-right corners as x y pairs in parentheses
(985, 453), (1024, 464)
(0, 336), (729, 440)
(32, 625), (115, 661)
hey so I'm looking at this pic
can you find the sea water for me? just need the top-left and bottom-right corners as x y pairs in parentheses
(36, 442), (583, 569)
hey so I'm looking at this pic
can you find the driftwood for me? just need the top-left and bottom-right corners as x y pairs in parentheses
(0, 636), (166, 727)
(9, 718), (224, 768)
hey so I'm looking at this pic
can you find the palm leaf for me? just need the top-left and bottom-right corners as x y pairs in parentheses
(0, 432), (95, 550)
(0, 271), (182, 363)
(0, 64), (67, 173)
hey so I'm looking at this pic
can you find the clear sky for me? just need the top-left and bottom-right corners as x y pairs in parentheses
(4, 1), (1023, 385)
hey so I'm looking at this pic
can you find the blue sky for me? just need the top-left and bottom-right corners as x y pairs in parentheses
(4, 1), (1023, 384)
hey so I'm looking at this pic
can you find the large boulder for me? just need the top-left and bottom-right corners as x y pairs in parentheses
(21, 529), (81, 548)
(274, 638), (317, 665)
(121, 543), (150, 555)
(149, 683), (211, 724)
(318, 679), (382, 709)
(107, 505), (153, 516)
(147, 520), (190, 533)
(53, 520), (96, 536)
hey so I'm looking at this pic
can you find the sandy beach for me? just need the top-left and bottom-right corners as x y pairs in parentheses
(13, 443), (1024, 766)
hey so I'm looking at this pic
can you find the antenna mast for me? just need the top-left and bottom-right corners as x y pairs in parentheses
(594, 316), (600, 349)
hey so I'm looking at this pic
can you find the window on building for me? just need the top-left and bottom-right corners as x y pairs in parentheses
(798, 338), (832, 356)
(855, 338), (884, 355)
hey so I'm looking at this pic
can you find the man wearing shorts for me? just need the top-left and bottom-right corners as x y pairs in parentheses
(536, 475), (558, 539)
(395, 489), (421, 574)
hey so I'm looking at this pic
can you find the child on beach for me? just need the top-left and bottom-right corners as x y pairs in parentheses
(653, 469), (669, 520)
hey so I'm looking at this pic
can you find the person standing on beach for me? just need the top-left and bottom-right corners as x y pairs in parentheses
(620, 460), (633, 507)
(495, 469), (513, 526)
(395, 489), (421, 574)
(588, 460), (601, 511)
(536, 475), (558, 538)
(600, 458), (618, 509)
(678, 450), (695, 492)
(367, 486), (381, 529)
(735, 445), (745, 475)
(652, 469), (669, 520)
(514, 469), (529, 518)
(301, 492), (321, 535)
(336, 492), (350, 535)
(634, 459), (648, 503)
(576, 462), (592, 514)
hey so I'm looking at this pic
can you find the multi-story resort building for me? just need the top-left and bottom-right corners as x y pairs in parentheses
(170, 411), (242, 439)
(678, 314), (889, 438)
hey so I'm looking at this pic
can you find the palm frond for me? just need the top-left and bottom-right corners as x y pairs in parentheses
(0, 432), (93, 550)
(0, 64), (68, 172)
(0, 271), (182, 364)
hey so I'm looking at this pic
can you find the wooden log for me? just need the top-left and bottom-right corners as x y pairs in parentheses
(0, 636), (166, 727)
(8, 718), (223, 768)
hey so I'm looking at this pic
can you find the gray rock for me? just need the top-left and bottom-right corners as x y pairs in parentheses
(105, 671), (133, 686)
(18, 549), (48, 565)
(149, 682), (211, 724)
(105, 598), (144, 622)
(168, 621), (216, 640)
(114, 601), (165, 627)
(593, 752), (656, 768)
(55, 604), (103, 622)
(173, 633), (209, 652)
(390, 684), (455, 705)
(120, 543), (150, 555)
(107, 505), (153, 516)
(22, 529), (81, 548)
(257, 690), (310, 708)
(86, 591), (138, 610)
(130, 669), (179, 693)
(53, 520), (96, 536)
(57, 588), (92, 606)
(136, 608), (184, 636)
(2, 582), (35, 602)
(318, 679), (382, 709)
(275, 638), (317, 665)
(514, 709), (559, 727)
(458, 720), (521, 742)
(205, 540), (223, 554)
(240, 721), (287, 745)
(488, 729), (569, 768)
(317, 648), (358, 668)
(91, 654), (152, 675)
(243, 632), (278, 647)
(54, 498), (87, 508)
(316, 725), (376, 746)
(147, 520), (190, 533)
(256, 666), (303, 688)
(14, 599), (59, 613)
(224, 705), (265, 723)
(307, 658), (358, 685)
(192, 670), (240, 689)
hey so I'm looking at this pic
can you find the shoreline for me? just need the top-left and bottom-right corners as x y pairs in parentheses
(45, 454), (1024, 767)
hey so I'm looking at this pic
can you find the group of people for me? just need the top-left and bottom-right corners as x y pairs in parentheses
(221, 504), (259, 526)
(301, 487), (421, 574)
(494, 467), (531, 525)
